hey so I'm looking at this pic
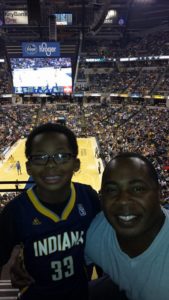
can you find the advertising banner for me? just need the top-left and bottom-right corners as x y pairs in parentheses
(4, 10), (28, 25)
(22, 42), (60, 57)
(152, 95), (165, 99)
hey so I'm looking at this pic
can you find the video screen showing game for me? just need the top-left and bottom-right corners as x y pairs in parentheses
(55, 13), (72, 25)
(10, 57), (72, 94)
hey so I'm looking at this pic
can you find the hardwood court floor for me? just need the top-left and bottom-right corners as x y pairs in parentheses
(0, 137), (103, 192)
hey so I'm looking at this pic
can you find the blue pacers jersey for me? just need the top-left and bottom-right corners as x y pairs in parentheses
(0, 182), (100, 300)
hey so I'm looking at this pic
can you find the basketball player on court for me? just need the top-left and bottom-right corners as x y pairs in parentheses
(16, 160), (22, 175)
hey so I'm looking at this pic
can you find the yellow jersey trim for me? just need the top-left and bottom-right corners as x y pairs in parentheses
(26, 183), (76, 222)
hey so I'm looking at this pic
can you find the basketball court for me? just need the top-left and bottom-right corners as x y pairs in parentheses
(0, 137), (103, 192)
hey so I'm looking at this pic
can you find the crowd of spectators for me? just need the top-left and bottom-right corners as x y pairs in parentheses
(77, 58), (169, 96)
(0, 100), (168, 208)
(123, 69), (161, 96)
(0, 192), (19, 212)
(1, 30), (169, 97)
(0, 104), (40, 155)
(10, 57), (71, 70)
(0, 28), (169, 208)
(75, 29), (169, 95)
(155, 69), (169, 96)
(83, 29), (169, 59)
(0, 29), (169, 96)
(70, 102), (169, 201)
(76, 63), (169, 97)
(0, 63), (12, 95)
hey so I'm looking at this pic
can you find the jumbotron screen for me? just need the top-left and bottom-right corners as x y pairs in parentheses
(54, 13), (72, 25)
(10, 57), (72, 94)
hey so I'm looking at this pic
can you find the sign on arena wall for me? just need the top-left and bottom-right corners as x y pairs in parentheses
(4, 10), (28, 25)
(22, 42), (60, 57)
(166, 98), (169, 108)
(64, 86), (72, 94)
(12, 95), (22, 104)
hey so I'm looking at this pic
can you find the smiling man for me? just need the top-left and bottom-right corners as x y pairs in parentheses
(85, 152), (169, 300)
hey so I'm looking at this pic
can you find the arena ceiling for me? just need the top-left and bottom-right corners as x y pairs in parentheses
(46, 0), (169, 40)
(1, 0), (169, 42)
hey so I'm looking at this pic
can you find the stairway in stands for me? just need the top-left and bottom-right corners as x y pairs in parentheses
(0, 280), (18, 300)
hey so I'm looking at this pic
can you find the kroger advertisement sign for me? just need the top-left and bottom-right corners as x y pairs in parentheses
(22, 42), (60, 57)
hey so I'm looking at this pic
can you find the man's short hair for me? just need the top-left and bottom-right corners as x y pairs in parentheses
(102, 152), (159, 186)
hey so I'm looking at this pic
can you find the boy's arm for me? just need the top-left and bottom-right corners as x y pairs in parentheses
(0, 206), (27, 283)
(10, 245), (35, 289)
(0, 204), (34, 289)
(0, 205), (17, 268)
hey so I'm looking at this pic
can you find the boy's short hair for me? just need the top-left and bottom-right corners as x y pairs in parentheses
(25, 123), (78, 158)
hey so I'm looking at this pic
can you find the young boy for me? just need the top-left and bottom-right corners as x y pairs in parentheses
(0, 123), (100, 300)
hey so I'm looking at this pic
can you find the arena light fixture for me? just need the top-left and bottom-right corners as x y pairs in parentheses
(104, 9), (117, 24)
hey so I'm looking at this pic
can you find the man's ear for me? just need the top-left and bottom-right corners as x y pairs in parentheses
(74, 158), (80, 173)
(26, 161), (32, 176)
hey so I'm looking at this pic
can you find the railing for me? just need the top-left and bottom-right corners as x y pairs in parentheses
(0, 181), (34, 192)
(0, 280), (18, 300)
(73, 31), (83, 92)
